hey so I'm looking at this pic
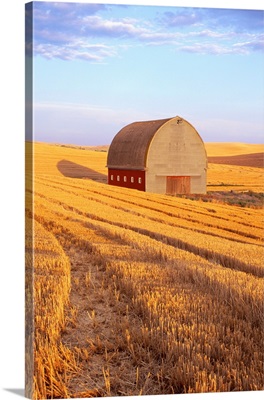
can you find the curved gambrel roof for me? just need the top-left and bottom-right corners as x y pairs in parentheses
(107, 117), (174, 170)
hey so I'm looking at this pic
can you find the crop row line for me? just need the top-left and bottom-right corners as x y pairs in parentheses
(34, 175), (262, 231)
(31, 201), (263, 337)
(30, 188), (263, 279)
(30, 179), (262, 244)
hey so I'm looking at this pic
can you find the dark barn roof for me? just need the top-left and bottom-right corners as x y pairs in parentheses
(107, 117), (172, 170)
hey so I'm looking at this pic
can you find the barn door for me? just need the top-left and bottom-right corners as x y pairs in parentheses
(166, 176), (190, 195)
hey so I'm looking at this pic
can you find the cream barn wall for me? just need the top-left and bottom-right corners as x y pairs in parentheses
(146, 118), (207, 194)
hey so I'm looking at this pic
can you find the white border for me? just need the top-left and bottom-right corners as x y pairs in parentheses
(1, 1), (263, 399)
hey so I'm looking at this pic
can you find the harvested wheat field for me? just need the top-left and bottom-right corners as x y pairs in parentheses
(25, 141), (264, 399)
(205, 143), (264, 193)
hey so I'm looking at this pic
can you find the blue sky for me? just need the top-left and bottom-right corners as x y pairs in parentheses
(27, 0), (264, 145)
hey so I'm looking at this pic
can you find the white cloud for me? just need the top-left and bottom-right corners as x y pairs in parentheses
(31, 3), (264, 60)
(81, 14), (151, 38)
(178, 43), (247, 55)
(34, 41), (118, 62)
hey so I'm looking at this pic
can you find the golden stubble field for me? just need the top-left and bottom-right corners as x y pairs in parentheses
(25, 141), (264, 399)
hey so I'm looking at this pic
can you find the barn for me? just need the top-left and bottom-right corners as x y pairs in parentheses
(107, 116), (207, 195)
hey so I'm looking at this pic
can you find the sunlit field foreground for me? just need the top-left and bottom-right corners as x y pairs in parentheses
(25, 142), (264, 399)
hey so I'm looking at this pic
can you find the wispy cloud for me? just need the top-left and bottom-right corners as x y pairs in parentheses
(161, 9), (203, 28)
(179, 43), (243, 55)
(206, 8), (264, 32)
(160, 8), (264, 32)
(28, 3), (264, 61)
(34, 41), (118, 62)
(80, 15), (150, 38)
(233, 36), (264, 52)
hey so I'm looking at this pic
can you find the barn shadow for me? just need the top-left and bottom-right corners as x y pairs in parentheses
(57, 160), (107, 183)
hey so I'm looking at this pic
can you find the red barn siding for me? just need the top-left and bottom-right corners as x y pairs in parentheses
(108, 169), (145, 191)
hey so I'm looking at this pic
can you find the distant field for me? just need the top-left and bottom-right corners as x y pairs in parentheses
(51, 141), (264, 158)
(26, 141), (263, 399)
(205, 142), (264, 169)
(206, 142), (264, 192)
(205, 142), (264, 156)
(208, 153), (263, 168)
